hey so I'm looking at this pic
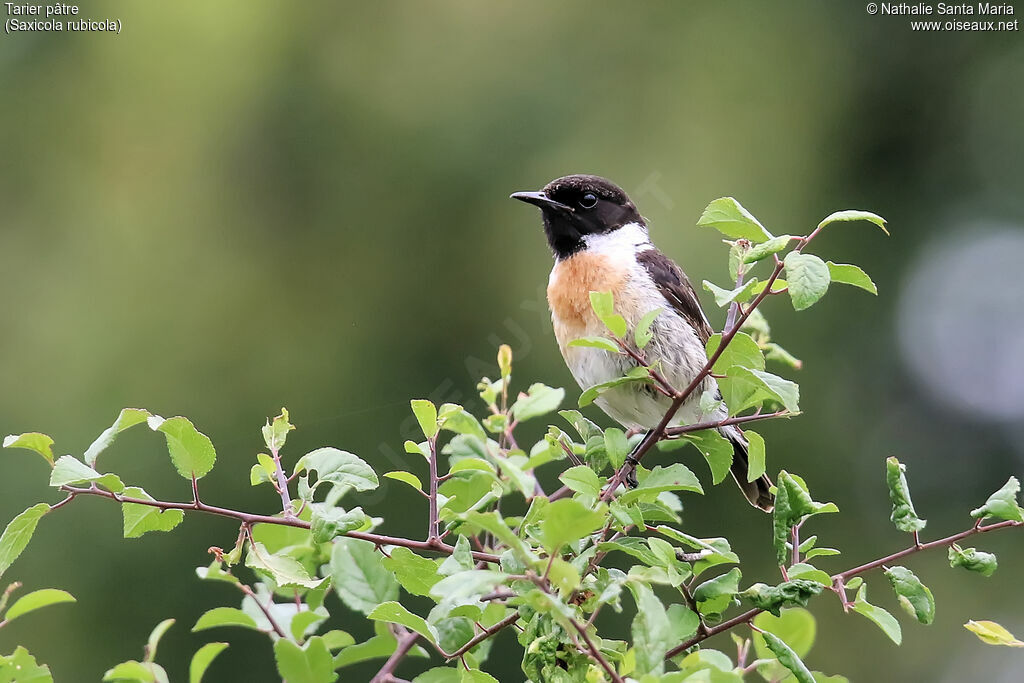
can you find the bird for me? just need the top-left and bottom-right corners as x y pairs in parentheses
(511, 174), (774, 512)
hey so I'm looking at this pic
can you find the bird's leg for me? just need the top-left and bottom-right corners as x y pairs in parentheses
(621, 430), (653, 488)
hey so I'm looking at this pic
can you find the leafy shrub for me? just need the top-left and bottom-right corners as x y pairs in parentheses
(2, 199), (1021, 682)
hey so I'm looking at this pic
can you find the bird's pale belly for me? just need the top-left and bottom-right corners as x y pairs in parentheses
(547, 248), (718, 430)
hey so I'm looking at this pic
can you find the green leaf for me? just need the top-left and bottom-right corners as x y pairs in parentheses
(438, 535), (474, 577)
(381, 547), (442, 597)
(310, 505), (367, 544)
(145, 618), (175, 663)
(274, 637), (337, 683)
(383, 471), (423, 492)
(885, 457), (927, 533)
(764, 342), (804, 370)
(263, 408), (295, 453)
(0, 646), (53, 682)
(706, 332), (765, 374)
(884, 566), (935, 625)
(826, 262), (877, 295)
(2, 433), (55, 466)
(948, 544), (997, 577)
(773, 472), (838, 565)
(745, 431), (766, 482)
(559, 411), (603, 442)
(48, 455), (124, 492)
(693, 567), (742, 604)
(635, 308), (663, 350)
(597, 537), (661, 567)
(558, 465), (602, 498)
(703, 279), (761, 307)
(628, 582), (672, 676)
(461, 669), (499, 683)
(192, 607), (259, 632)
(653, 527), (739, 578)
(693, 567), (742, 619)
(411, 399), (439, 439)
(368, 602), (438, 644)
(296, 447), (378, 497)
(816, 209), (888, 235)
(567, 336), (620, 353)
(538, 499), (605, 554)
(589, 291), (627, 338)
(619, 463), (703, 505)
(697, 197), (773, 242)
(970, 476), (1023, 523)
(3, 589), (75, 623)
(741, 580), (823, 616)
(414, 668), (461, 683)
(578, 366), (651, 407)
(512, 383), (565, 422)
(247, 541), (324, 589)
(121, 487), (184, 538)
(103, 661), (164, 683)
(759, 629), (815, 683)
(291, 609), (329, 641)
(681, 430), (733, 485)
(0, 504), (50, 581)
(752, 608), (816, 683)
(604, 427), (629, 470)
(783, 252), (830, 311)
(719, 365), (799, 415)
(330, 538), (399, 614)
(148, 416), (217, 480)
(189, 642), (228, 683)
(964, 620), (1024, 647)
(743, 235), (795, 264)
(439, 404), (487, 442)
(852, 584), (901, 645)
(250, 453), (278, 486)
(81, 409), (151, 468)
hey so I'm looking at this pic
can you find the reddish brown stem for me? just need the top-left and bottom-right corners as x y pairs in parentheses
(664, 518), (1022, 659)
(370, 627), (420, 683)
(58, 484), (501, 563)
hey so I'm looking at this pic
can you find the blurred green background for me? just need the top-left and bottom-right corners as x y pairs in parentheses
(2, 1), (1022, 680)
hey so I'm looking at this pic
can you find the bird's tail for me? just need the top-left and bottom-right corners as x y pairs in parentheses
(720, 425), (774, 512)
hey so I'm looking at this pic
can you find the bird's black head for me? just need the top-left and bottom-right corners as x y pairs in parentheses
(511, 174), (644, 259)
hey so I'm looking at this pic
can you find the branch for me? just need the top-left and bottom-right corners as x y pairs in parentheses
(427, 435), (440, 541)
(371, 626), (420, 683)
(600, 258), (788, 500)
(570, 617), (625, 683)
(664, 518), (1023, 659)
(663, 410), (790, 437)
(268, 444), (295, 517)
(236, 581), (287, 639)
(58, 484), (501, 563)
(440, 612), (520, 660)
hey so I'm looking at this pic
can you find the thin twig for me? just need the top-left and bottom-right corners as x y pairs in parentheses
(236, 582), (287, 639)
(664, 518), (1022, 659)
(56, 484), (501, 563)
(427, 435), (440, 541)
(371, 627), (420, 683)
(441, 612), (520, 659)
(269, 445), (294, 517)
(663, 410), (790, 437)
(600, 258), (788, 501)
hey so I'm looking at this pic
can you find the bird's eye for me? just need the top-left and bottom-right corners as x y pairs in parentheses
(579, 193), (598, 209)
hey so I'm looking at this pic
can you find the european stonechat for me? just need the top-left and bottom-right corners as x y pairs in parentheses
(512, 174), (774, 511)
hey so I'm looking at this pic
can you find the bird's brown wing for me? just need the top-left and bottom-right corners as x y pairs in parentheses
(637, 248), (713, 344)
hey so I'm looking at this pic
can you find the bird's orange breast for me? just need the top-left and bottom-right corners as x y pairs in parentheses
(547, 251), (631, 341)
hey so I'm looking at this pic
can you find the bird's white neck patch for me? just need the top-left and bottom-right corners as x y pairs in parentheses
(580, 222), (650, 257)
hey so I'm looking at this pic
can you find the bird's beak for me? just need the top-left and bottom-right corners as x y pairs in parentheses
(510, 191), (573, 213)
